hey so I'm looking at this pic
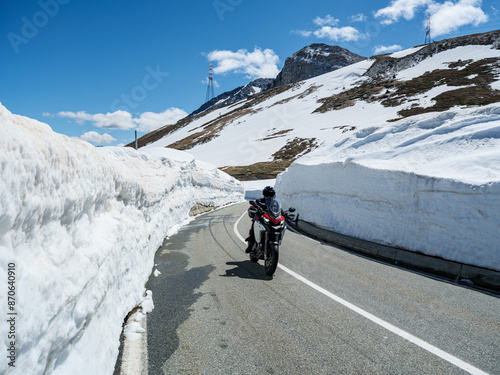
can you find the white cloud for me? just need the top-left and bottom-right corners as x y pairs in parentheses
(53, 107), (187, 133)
(135, 108), (188, 132)
(428, 0), (488, 37)
(207, 47), (280, 79)
(373, 44), (403, 54)
(291, 30), (313, 37)
(375, 0), (433, 24)
(374, 0), (488, 34)
(57, 110), (135, 130)
(350, 13), (368, 22)
(294, 15), (365, 42)
(79, 131), (116, 144)
(313, 26), (365, 42)
(313, 15), (340, 26)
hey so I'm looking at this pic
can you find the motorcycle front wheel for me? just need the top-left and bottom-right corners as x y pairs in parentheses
(264, 243), (279, 276)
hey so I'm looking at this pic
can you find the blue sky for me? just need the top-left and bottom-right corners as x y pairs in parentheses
(1, 0), (499, 146)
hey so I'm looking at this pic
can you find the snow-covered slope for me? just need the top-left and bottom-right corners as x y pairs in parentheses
(275, 103), (500, 271)
(142, 36), (500, 179)
(140, 33), (500, 271)
(0, 103), (243, 375)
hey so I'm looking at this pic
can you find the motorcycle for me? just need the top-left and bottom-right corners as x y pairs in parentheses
(247, 197), (296, 276)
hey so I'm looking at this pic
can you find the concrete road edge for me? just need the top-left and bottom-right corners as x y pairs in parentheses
(288, 218), (500, 295)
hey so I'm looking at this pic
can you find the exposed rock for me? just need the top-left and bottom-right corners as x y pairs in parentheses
(365, 29), (500, 78)
(271, 44), (366, 88)
(190, 78), (273, 117)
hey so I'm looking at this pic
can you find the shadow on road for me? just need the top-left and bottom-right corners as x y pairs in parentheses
(145, 248), (215, 374)
(220, 260), (273, 281)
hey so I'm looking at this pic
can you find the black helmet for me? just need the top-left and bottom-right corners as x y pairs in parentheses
(262, 186), (276, 197)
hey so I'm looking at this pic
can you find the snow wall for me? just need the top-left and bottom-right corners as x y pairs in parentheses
(276, 105), (500, 272)
(0, 104), (244, 375)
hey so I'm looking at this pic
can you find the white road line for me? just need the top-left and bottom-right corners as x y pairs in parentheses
(233, 210), (488, 375)
(233, 210), (248, 243)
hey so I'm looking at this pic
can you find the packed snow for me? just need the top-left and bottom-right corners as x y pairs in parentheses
(0, 103), (244, 375)
(388, 45), (425, 59)
(1, 40), (500, 374)
(145, 45), (500, 171)
(243, 179), (276, 199)
(143, 58), (379, 167)
(276, 103), (500, 271)
(144, 43), (500, 271)
(395, 45), (500, 81)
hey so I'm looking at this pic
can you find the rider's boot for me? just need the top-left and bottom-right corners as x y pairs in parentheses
(245, 236), (253, 253)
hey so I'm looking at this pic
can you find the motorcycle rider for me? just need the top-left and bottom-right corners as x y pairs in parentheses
(245, 186), (276, 253)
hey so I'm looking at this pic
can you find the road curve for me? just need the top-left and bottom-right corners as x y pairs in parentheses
(116, 202), (500, 375)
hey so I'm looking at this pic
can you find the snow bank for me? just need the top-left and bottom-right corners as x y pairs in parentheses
(242, 179), (276, 199)
(389, 45), (425, 58)
(0, 104), (243, 375)
(276, 104), (500, 271)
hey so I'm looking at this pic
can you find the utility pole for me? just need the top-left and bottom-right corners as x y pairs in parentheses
(205, 62), (215, 103)
(425, 14), (432, 55)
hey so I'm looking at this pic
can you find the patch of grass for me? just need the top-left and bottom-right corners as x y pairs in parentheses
(166, 84), (296, 151)
(259, 129), (293, 141)
(168, 108), (256, 150)
(382, 58), (499, 108)
(272, 137), (318, 161)
(332, 125), (357, 133)
(447, 59), (473, 69)
(298, 85), (322, 99)
(125, 111), (210, 148)
(267, 83), (318, 108)
(220, 137), (318, 180)
(314, 57), (500, 120)
(314, 81), (398, 113)
(220, 161), (293, 180)
(398, 85), (500, 117)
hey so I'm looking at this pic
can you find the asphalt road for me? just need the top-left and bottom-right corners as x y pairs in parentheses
(119, 202), (500, 375)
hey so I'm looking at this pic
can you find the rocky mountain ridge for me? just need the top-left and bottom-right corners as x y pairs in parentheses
(188, 43), (365, 117)
(366, 29), (500, 78)
(190, 78), (273, 117)
(130, 30), (500, 180)
(271, 44), (365, 87)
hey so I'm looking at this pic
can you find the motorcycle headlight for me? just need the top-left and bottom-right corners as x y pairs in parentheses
(272, 221), (284, 230)
(262, 217), (270, 224)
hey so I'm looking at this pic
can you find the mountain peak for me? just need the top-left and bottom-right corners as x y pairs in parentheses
(188, 44), (365, 118)
(271, 44), (366, 88)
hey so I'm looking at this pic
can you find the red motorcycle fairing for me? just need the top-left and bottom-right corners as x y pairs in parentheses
(262, 213), (285, 225)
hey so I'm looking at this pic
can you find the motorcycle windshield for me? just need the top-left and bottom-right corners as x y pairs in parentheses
(265, 197), (282, 220)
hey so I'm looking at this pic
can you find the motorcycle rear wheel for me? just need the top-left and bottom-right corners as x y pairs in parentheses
(264, 244), (279, 276)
